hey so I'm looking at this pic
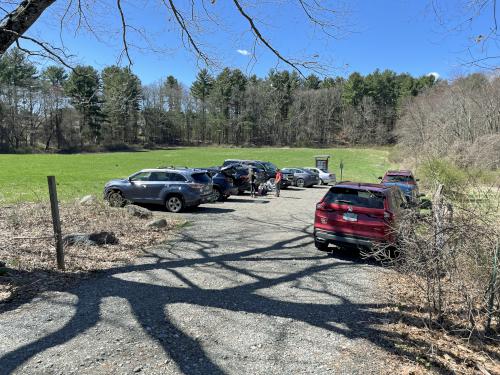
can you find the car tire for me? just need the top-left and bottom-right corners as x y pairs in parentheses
(166, 195), (184, 213)
(107, 191), (125, 207)
(314, 239), (330, 252)
(296, 178), (305, 188)
(213, 187), (223, 202)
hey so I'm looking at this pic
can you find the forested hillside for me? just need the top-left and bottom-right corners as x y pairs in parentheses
(0, 48), (436, 152)
(396, 73), (500, 170)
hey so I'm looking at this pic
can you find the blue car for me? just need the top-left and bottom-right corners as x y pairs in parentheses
(104, 168), (213, 212)
(204, 166), (239, 201)
(379, 170), (420, 204)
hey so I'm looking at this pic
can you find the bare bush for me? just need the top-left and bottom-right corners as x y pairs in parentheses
(371, 180), (500, 336)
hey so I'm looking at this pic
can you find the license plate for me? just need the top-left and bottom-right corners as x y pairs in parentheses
(343, 212), (358, 222)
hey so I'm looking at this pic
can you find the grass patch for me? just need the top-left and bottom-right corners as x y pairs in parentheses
(0, 146), (394, 203)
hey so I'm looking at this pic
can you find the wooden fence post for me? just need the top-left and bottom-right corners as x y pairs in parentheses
(47, 176), (65, 270)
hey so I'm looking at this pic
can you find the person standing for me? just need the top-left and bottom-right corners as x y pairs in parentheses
(274, 168), (282, 197)
(249, 167), (257, 198)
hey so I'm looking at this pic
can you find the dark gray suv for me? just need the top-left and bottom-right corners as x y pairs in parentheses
(104, 168), (213, 212)
(281, 168), (319, 187)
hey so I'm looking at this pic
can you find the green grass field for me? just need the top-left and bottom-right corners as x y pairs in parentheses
(0, 147), (394, 203)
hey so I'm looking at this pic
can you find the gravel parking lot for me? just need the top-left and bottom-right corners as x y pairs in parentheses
(0, 186), (404, 374)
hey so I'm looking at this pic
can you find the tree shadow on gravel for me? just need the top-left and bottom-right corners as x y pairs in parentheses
(0, 225), (456, 374)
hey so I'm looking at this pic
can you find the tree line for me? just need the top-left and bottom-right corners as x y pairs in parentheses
(0, 48), (437, 152)
(396, 73), (500, 170)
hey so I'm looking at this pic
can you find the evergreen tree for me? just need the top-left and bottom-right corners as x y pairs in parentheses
(64, 66), (102, 145)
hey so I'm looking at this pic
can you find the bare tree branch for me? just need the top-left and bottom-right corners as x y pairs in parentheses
(116, 0), (132, 67)
(164, 0), (211, 65)
(0, 0), (56, 54)
(232, 0), (305, 76)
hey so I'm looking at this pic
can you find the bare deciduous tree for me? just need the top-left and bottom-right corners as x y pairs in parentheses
(0, 0), (346, 74)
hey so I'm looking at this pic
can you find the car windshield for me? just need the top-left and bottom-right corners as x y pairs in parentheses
(320, 169), (328, 173)
(324, 187), (385, 209)
(191, 172), (211, 184)
(385, 175), (414, 183)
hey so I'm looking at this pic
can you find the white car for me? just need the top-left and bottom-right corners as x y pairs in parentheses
(303, 167), (336, 185)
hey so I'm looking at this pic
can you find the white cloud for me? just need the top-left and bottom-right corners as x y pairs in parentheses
(427, 72), (440, 80)
(237, 49), (251, 56)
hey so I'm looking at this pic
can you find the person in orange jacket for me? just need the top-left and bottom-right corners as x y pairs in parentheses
(274, 169), (282, 197)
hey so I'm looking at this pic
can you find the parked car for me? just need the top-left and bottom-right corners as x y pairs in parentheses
(223, 159), (277, 181)
(313, 182), (408, 251)
(220, 162), (268, 193)
(303, 167), (336, 185)
(378, 170), (419, 205)
(103, 168), (213, 212)
(203, 166), (239, 201)
(281, 168), (319, 187)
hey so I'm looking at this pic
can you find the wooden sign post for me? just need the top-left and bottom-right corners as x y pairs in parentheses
(47, 176), (65, 270)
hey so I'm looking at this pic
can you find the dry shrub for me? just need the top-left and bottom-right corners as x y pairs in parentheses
(0, 200), (181, 302)
(369, 180), (500, 373)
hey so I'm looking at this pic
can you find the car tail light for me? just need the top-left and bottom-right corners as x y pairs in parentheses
(191, 183), (204, 190)
(316, 202), (325, 210)
(384, 211), (393, 221)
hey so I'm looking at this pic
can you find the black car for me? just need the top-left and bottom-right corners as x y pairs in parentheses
(223, 159), (276, 181)
(217, 163), (266, 193)
(203, 166), (239, 201)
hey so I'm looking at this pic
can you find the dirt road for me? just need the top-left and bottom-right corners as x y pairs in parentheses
(0, 186), (404, 374)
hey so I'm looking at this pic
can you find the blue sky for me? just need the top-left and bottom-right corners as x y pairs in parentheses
(26, 0), (498, 85)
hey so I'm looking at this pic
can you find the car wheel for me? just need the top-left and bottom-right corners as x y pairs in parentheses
(166, 195), (184, 213)
(213, 187), (223, 202)
(296, 178), (305, 187)
(320, 179), (325, 185)
(314, 239), (330, 252)
(107, 191), (125, 207)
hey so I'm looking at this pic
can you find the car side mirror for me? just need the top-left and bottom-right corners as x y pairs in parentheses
(378, 176), (382, 180)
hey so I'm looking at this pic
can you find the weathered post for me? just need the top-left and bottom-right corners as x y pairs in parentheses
(486, 240), (498, 331)
(47, 176), (65, 270)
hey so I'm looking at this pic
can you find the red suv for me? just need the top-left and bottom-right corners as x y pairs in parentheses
(314, 182), (407, 251)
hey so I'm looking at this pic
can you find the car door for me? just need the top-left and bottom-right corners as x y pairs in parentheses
(145, 172), (172, 203)
(126, 172), (152, 202)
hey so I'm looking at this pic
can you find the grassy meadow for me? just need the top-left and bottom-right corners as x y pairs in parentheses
(0, 147), (394, 203)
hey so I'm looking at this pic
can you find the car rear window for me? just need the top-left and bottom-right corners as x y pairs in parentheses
(191, 172), (211, 184)
(324, 187), (386, 209)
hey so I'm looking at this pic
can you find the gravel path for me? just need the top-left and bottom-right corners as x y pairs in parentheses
(0, 186), (403, 374)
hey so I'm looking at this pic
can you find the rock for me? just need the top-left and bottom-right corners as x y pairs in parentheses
(0, 261), (5, 267)
(126, 205), (152, 219)
(79, 195), (96, 205)
(146, 218), (168, 229)
(63, 231), (118, 246)
(133, 366), (142, 373)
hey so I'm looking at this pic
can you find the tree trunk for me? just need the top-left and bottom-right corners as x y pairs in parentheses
(0, 0), (56, 55)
